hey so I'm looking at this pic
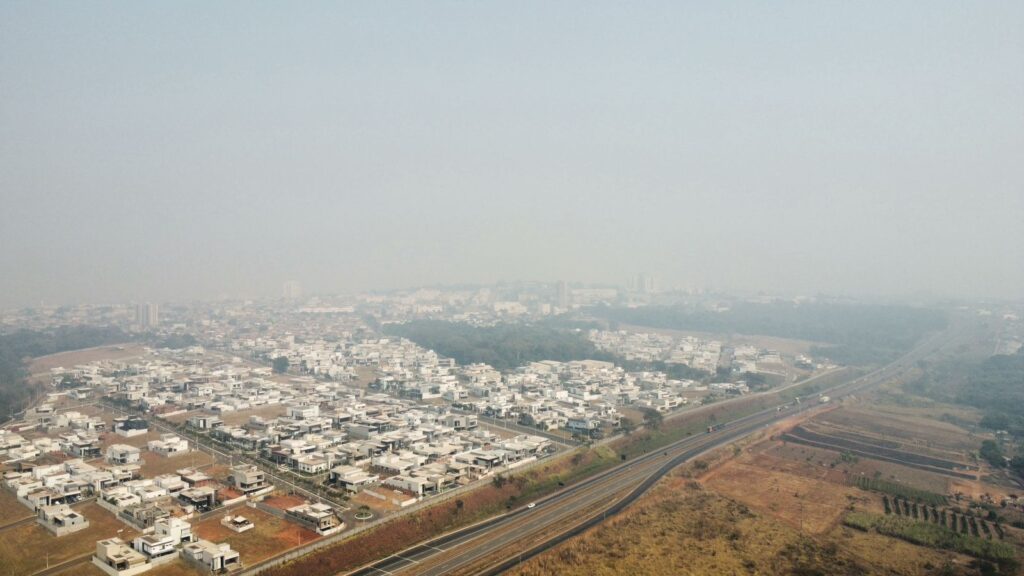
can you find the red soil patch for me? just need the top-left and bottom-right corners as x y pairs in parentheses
(263, 495), (306, 510)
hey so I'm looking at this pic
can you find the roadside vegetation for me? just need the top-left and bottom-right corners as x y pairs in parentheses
(853, 477), (947, 506)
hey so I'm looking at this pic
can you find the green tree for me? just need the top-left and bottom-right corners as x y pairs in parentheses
(619, 416), (636, 435)
(980, 440), (1005, 468)
(272, 356), (290, 374)
(641, 408), (663, 431)
(1010, 455), (1024, 477)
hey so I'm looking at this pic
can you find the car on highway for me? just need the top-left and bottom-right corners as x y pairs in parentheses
(527, 503), (536, 509)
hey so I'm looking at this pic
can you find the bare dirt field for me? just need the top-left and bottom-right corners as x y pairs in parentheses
(161, 410), (196, 424)
(219, 404), (288, 426)
(347, 366), (379, 390)
(27, 344), (149, 381)
(262, 495), (307, 510)
(194, 505), (319, 565)
(350, 490), (402, 514)
(100, 429), (162, 449)
(162, 404), (288, 427)
(138, 449), (215, 477)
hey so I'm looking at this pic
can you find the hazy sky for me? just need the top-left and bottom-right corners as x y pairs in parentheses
(2, 2), (1022, 307)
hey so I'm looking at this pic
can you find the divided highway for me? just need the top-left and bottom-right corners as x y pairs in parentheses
(345, 327), (961, 576)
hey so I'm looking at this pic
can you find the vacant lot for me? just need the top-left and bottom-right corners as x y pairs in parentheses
(0, 502), (137, 575)
(100, 429), (161, 449)
(816, 405), (982, 455)
(705, 448), (878, 534)
(782, 425), (977, 478)
(53, 563), (105, 576)
(27, 344), (148, 381)
(618, 324), (825, 356)
(350, 489), (401, 514)
(263, 495), (307, 510)
(138, 449), (214, 477)
(194, 505), (319, 565)
(767, 442), (953, 494)
(0, 489), (32, 525)
(219, 404), (288, 426)
(145, 561), (204, 576)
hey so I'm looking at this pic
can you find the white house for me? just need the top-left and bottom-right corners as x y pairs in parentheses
(133, 517), (196, 561)
(106, 444), (142, 466)
(147, 434), (189, 456)
(93, 537), (151, 576)
(181, 539), (241, 573)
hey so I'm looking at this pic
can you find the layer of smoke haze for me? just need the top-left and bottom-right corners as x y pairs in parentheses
(2, 2), (1022, 306)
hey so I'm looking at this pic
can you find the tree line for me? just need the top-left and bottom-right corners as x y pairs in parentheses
(595, 301), (947, 365)
(0, 325), (128, 419)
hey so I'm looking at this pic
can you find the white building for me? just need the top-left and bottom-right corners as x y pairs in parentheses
(107, 444), (142, 465)
(37, 503), (90, 536)
(147, 434), (189, 456)
(181, 539), (241, 573)
(132, 517), (196, 561)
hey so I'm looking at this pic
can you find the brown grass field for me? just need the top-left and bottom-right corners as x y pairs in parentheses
(138, 449), (215, 477)
(816, 404), (983, 454)
(506, 397), (1010, 576)
(53, 563), (106, 576)
(0, 502), (138, 575)
(765, 441), (954, 493)
(100, 429), (161, 449)
(508, 472), (869, 576)
(509, 450), (972, 576)
(704, 445), (881, 534)
(0, 489), (33, 525)
(144, 561), (204, 576)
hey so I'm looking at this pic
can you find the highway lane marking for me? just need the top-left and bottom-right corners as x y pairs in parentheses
(395, 554), (419, 564)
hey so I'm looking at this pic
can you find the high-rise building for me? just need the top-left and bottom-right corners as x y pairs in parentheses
(556, 281), (569, 309)
(136, 303), (159, 328)
(634, 274), (656, 294)
(283, 281), (302, 300)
